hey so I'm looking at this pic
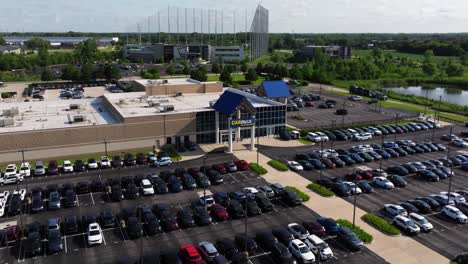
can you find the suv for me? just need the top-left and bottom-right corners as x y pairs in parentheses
(19, 162), (31, 177)
(198, 241), (219, 262)
(288, 239), (315, 263)
(384, 204), (407, 217)
(62, 160), (74, 173)
(392, 215), (420, 234)
(304, 234), (333, 261)
(180, 244), (203, 263)
(441, 205), (467, 224)
(34, 161), (46, 176)
(408, 213), (433, 232)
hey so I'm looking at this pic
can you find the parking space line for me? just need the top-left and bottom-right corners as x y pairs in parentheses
(64, 234), (68, 253)
(76, 195), (80, 207)
(102, 232), (107, 246)
(228, 174), (240, 183)
(90, 192), (95, 205)
(428, 215), (452, 230)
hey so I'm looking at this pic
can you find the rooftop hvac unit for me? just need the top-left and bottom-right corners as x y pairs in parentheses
(0, 118), (15, 127)
(162, 105), (174, 112)
(163, 79), (169, 84)
(175, 92), (183, 97)
(3, 107), (19, 117)
(69, 104), (79, 110)
(118, 99), (126, 104)
(73, 115), (86, 123)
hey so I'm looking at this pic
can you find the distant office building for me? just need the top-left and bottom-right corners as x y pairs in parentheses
(0, 45), (22, 54)
(300, 45), (352, 59)
(211, 46), (244, 63)
(4, 36), (118, 47)
(124, 44), (165, 63)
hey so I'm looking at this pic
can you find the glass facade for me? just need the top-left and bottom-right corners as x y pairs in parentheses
(195, 105), (286, 144)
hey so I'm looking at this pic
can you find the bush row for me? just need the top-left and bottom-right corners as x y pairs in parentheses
(336, 219), (374, 244)
(267, 160), (289, 171)
(249, 163), (268, 175)
(285, 186), (310, 202)
(361, 213), (401, 236)
(307, 183), (335, 197)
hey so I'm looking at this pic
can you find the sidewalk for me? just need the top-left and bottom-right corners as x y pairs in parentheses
(233, 148), (449, 264)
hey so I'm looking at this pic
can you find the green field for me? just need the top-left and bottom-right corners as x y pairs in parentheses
(353, 49), (459, 63)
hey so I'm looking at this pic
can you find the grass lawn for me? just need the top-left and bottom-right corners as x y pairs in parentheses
(353, 49), (458, 63)
(298, 137), (315, 145)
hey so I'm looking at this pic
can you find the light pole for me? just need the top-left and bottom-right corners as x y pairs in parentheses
(352, 168), (357, 229)
(138, 204), (144, 264)
(394, 114), (399, 143)
(447, 127), (453, 204)
(256, 136), (259, 165)
(104, 140), (108, 157)
(203, 156), (208, 208)
(424, 90), (429, 115)
(243, 188), (249, 257)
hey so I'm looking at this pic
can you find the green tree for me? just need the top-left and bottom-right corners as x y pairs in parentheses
(74, 39), (98, 63)
(182, 65), (190, 76)
(61, 64), (80, 81)
(0, 36), (5, 45)
(166, 65), (176, 75)
(148, 67), (160, 79)
(289, 64), (303, 80)
(244, 68), (258, 86)
(190, 68), (208, 82)
(445, 63), (464, 77)
(422, 62), (436, 76)
(219, 68), (233, 84)
(37, 46), (50, 67)
(211, 63), (221, 74)
(103, 64), (121, 81)
(41, 68), (53, 82)
(241, 61), (248, 73)
(423, 49), (434, 63)
(80, 64), (95, 81)
(255, 62), (264, 74)
(24, 38), (50, 50)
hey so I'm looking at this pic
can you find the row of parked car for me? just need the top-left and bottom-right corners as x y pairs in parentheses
(280, 120), (440, 142)
(440, 133), (468, 148)
(0, 189), (26, 217)
(384, 189), (468, 234)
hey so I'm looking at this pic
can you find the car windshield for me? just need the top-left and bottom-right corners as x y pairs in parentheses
(89, 230), (100, 236)
(406, 220), (417, 228)
(143, 183), (152, 188)
(299, 246), (310, 254)
(417, 218), (428, 224)
(317, 242), (328, 250)
(5, 168), (15, 172)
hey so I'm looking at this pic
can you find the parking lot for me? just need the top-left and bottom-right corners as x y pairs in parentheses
(260, 126), (468, 260)
(287, 88), (418, 129)
(0, 154), (385, 264)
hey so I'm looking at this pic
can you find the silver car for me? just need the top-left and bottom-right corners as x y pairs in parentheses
(34, 161), (46, 176)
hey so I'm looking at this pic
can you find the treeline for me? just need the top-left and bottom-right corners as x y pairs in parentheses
(396, 40), (468, 57)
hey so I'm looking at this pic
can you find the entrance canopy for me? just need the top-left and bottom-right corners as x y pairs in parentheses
(211, 90), (256, 116)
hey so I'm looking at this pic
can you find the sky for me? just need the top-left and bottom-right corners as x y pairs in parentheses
(1, 0), (468, 33)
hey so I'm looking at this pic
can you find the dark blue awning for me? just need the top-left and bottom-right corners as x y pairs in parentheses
(261, 81), (290, 98)
(212, 90), (255, 116)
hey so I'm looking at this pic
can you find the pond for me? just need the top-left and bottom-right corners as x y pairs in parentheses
(387, 85), (468, 106)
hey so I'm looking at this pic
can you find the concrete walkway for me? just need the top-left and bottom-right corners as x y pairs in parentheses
(233, 147), (449, 264)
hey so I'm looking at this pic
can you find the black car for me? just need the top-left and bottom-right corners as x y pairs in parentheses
(415, 197), (440, 210)
(281, 189), (302, 205)
(153, 178), (169, 194)
(110, 185), (124, 201)
(243, 197), (262, 216)
(255, 232), (278, 251)
(315, 178), (334, 189)
(126, 217), (143, 239)
(338, 155), (356, 166)
(136, 153), (147, 165)
(227, 200), (246, 219)
(272, 227), (294, 245)
(387, 166), (409, 176)
(333, 131), (348, 141)
(112, 156), (123, 167)
(180, 173), (197, 190)
(213, 192), (231, 207)
(418, 170), (439, 181)
(74, 160), (86, 172)
(206, 169), (224, 184)
(329, 157), (346, 167)
(166, 176), (183, 193)
(193, 172), (211, 188)
(160, 251), (182, 264)
(332, 182), (351, 197)
(64, 215), (79, 235)
(399, 202), (420, 214)
(192, 206), (212, 226)
(270, 242), (295, 264)
(141, 210), (162, 236)
(337, 227), (363, 251)
(100, 211), (115, 228)
(76, 182), (90, 194)
(402, 146), (416, 155)
(124, 183), (140, 199)
(255, 192), (274, 212)
(47, 229), (64, 253)
(235, 235), (257, 254)
(184, 141), (197, 151)
(91, 180), (104, 192)
(124, 153), (136, 166)
(357, 181), (374, 193)
(63, 189), (78, 208)
(216, 239), (239, 260)
(31, 188), (44, 213)
(154, 204), (179, 231)
(387, 175), (408, 187)
(177, 208), (195, 228)
(407, 200), (432, 214)
(402, 163), (418, 174)
(25, 231), (42, 257)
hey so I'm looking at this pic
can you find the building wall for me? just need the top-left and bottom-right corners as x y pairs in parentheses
(144, 82), (222, 96)
(211, 46), (244, 62)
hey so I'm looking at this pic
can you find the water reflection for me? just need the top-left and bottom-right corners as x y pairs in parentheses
(388, 85), (468, 105)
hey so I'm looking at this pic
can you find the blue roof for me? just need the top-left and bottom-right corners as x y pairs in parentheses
(261, 81), (290, 98)
(212, 90), (247, 116)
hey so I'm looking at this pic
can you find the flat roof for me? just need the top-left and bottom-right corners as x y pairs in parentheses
(0, 97), (118, 133)
(134, 78), (218, 87)
(104, 88), (282, 118)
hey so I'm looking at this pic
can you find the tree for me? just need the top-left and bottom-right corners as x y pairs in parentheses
(289, 64), (303, 80)
(219, 68), (233, 84)
(182, 65), (190, 76)
(241, 60), (248, 73)
(166, 65), (176, 75)
(61, 64), (80, 81)
(103, 64), (121, 81)
(422, 62), (436, 76)
(244, 68), (258, 86)
(37, 46), (50, 67)
(423, 49), (434, 63)
(445, 63), (464, 77)
(211, 63), (221, 74)
(74, 39), (98, 63)
(190, 68), (208, 82)
(80, 64), (95, 81)
(0, 36), (5, 45)
(41, 68), (53, 82)
(24, 38), (50, 50)
(255, 62), (264, 74)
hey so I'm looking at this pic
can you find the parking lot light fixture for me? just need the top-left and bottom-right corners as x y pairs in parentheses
(104, 140), (108, 157)
(352, 168), (357, 229)
(203, 156), (208, 208)
(244, 188), (248, 255)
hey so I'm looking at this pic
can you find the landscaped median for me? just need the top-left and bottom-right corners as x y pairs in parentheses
(267, 160), (289, 171)
(307, 182), (335, 197)
(361, 213), (401, 236)
(285, 186), (310, 202)
(249, 163), (268, 175)
(336, 219), (374, 244)
(162, 146), (182, 162)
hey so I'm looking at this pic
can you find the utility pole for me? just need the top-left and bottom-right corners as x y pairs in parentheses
(201, 9), (204, 44)
(138, 204), (143, 264)
(158, 10), (161, 43)
(352, 168), (357, 228)
(256, 136), (259, 165)
(215, 10), (218, 46)
(243, 188), (249, 256)
(447, 127), (453, 204)
(234, 10), (236, 44)
(394, 114), (399, 142)
(177, 7), (180, 44)
(104, 140), (108, 157)
(203, 157), (208, 208)
(424, 90), (429, 115)
(221, 11), (224, 46)
(185, 8), (188, 44)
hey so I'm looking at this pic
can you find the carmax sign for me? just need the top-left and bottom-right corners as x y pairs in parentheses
(230, 118), (255, 128)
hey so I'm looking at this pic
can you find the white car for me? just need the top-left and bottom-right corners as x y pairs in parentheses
(304, 235), (333, 261)
(368, 127), (382, 136)
(87, 159), (99, 169)
(287, 161), (303, 172)
(451, 139), (468, 148)
(198, 191), (215, 208)
(343, 182), (362, 194)
(4, 164), (17, 177)
(19, 162), (31, 177)
(290, 130), (300, 139)
(408, 213), (433, 232)
(0, 191), (10, 206)
(0, 204), (5, 217)
(100, 156), (111, 168)
(392, 215), (420, 234)
(63, 160), (74, 173)
(429, 194), (455, 206)
(354, 132), (372, 141)
(307, 132), (322, 142)
(154, 157), (173, 167)
(87, 223), (103, 246)
(0, 174), (22, 186)
(243, 187), (259, 197)
(401, 140), (416, 147)
(384, 204), (408, 217)
(288, 239), (315, 263)
(441, 205), (467, 224)
(13, 189), (27, 201)
(440, 192), (466, 204)
(372, 177), (394, 189)
(315, 132), (329, 142)
(141, 179), (155, 195)
(287, 223), (310, 240)
(324, 149), (339, 157)
(368, 169), (388, 177)
(147, 152), (157, 163)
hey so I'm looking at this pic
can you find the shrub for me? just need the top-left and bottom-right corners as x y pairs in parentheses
(249, 163), (268, 175)
(285, 186), (310, 202)
(293, 115), (305, 121)
(362, 213), (400, 236)
(267, 160), (289, 171)
(162, 146), (182, 161)
(336, 219), (373, 244)
(307, 183), (335, 197)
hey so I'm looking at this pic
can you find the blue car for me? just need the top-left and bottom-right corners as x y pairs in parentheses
(349, 153), (365, 163)
(317, 217), (340, 234)
(375, 149), (391, 159)
(167, 176), (183, 193)
(383, 142), (398, 148)
(308, 159), (326, 170)
(456, 155), (468, 163)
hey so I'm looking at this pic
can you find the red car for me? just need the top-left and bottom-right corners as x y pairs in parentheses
(4, 225), (20, 242)
(212, 164), (227, 174)
(180, 244), (205, 264)
(210, 204), (229, 221)
(358, 170), (374, 180)
(345, 173), (362, 181)
(320, 158), (336, 169)
(305, 101), (315, 107)
(234, 160), (250, 171)
(302, 220), (326, 237)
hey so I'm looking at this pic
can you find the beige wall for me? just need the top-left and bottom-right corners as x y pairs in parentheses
(0, 112), (197, 152)
(144, 82), (222, 96)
